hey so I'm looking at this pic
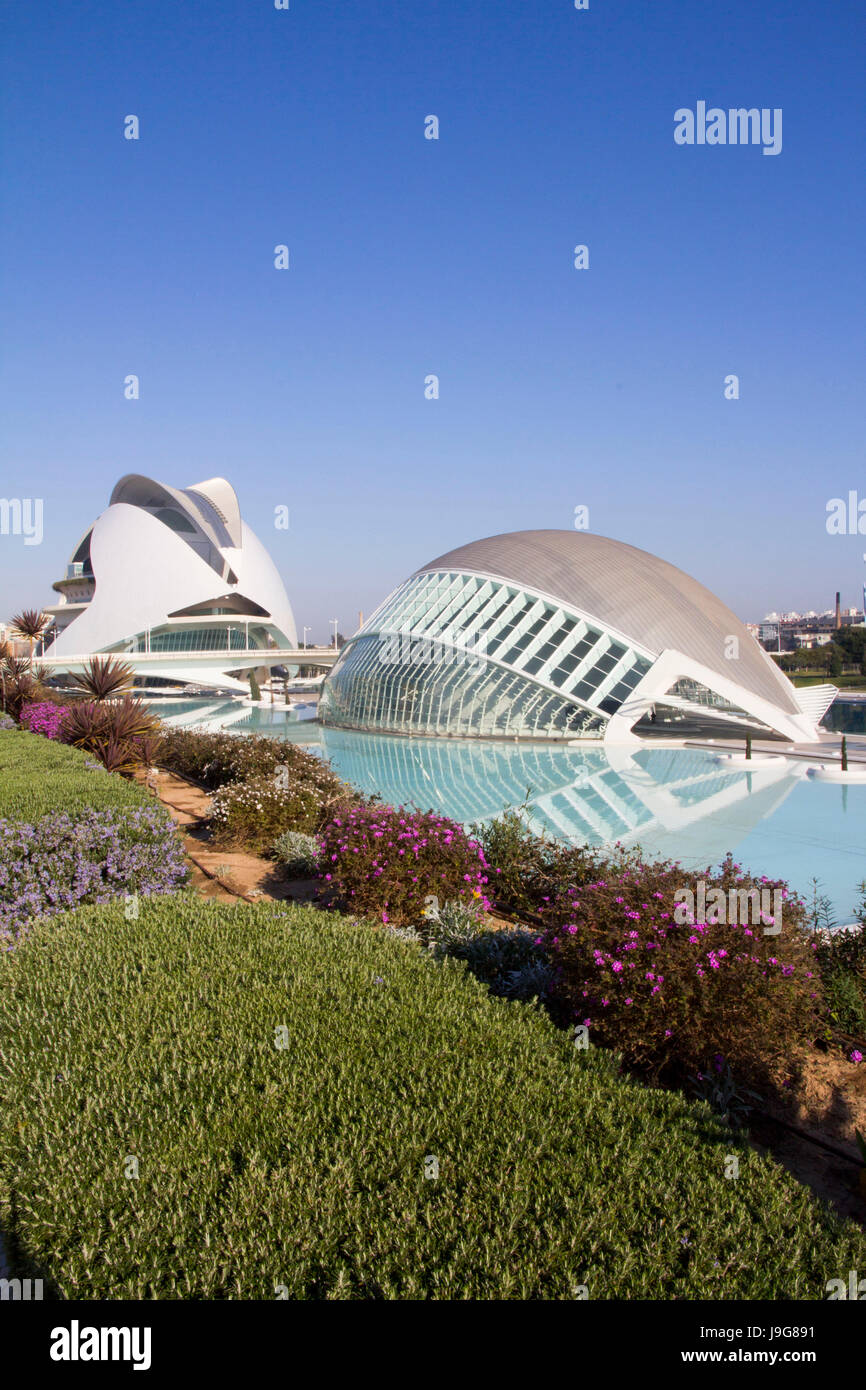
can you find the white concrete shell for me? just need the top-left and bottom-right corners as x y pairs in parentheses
(45, 475), (296, 691)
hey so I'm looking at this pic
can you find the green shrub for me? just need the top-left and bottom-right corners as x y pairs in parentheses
(209, 772), (327, 851)
(813, 923), (866, 1037)
(157, 729), (348, 803)
(821, 965), (866, 1036)
(0, 897), (861, 1299)
(272, 829), (319, 877)
(0, 730), (155, 820)
(471, 809), (602, 918)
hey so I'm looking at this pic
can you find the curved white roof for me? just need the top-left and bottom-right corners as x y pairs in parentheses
(416, 529), (800, 715)
(50, 474), (297, 664)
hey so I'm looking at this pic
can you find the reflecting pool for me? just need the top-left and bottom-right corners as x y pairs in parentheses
(150, 698), (866, 925)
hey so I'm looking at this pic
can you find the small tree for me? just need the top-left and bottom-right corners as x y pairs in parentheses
(9, 610), (50, 670)
(249, 669), (261, 702)
(841, 735), (848, 772)
(745, 731), (752, 761)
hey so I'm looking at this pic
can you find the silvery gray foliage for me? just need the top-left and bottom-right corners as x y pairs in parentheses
(386, 924), (423, 943)
(424, 899), (486, 946)
(502, 956), (555, 1003)
(425, 900), (552, 1003)
(272, 829), (319, 878)
(0, 714), (16, 730)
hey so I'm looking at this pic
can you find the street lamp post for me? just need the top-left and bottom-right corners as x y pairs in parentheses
(330, 619), (339, 651)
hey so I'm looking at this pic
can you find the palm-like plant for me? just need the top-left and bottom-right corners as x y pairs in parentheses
(3, 656), (34, 683)
(61, 694), (160, 774)
(69, 656), (135, 701)
(0, 654), (40, 720)
(103, 694), (160, 744)
(9, 610), (50, 670)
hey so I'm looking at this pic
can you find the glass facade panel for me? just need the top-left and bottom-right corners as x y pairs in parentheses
(319, 570), (655, 740)
(127, 626), (268, 653)
(666, 677), (748, 714)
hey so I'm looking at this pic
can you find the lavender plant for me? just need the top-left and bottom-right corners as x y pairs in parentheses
(0, 806), (188, 945)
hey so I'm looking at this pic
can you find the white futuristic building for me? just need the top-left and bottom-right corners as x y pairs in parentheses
(44, 474), (297, 691)
(319, 530), (836, 744)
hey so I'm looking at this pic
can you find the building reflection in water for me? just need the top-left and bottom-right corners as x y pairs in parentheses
(154, 699), (804, 868)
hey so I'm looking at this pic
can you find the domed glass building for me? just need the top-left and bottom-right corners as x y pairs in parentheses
(319, 530), (835, 744)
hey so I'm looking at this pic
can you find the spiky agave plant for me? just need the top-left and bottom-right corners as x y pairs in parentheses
(0, 655), (40, 720)
(104, 694), (160, 743)
(60, 699), (110, 749)
(95, 734), (147, 776)
(2, 656), (32, 681)
(69, 656), (135, 702)
(9, 610), (50, 670)
(61, 695), (160, 774)
(136, 733), (162, 768)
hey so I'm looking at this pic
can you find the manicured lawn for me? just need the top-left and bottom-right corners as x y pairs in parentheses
(0, 729), (152, 820)
(0, 898), (861, 1299)
(792, 674), (865, 689)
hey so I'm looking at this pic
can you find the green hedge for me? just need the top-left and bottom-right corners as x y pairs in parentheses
(1, 898), (861, 1299)
(0, 729), (152, 820)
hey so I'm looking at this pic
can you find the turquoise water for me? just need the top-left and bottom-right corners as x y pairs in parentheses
(151, 698), (866, 926)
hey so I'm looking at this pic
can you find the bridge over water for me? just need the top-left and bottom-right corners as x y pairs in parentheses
(38, 645), (339, 691)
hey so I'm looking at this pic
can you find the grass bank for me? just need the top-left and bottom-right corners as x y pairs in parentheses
(0, 729), (153, 820)
(0, 898), (861, 1299)
(792, 674), (865, 690)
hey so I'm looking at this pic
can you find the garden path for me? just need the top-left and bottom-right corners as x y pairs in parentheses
(144, 768), (320, 907)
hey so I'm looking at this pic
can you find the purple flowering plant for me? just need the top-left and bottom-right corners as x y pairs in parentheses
(318, 803), (491, 928)
(538, 850), (819, 1082)
(20, 701), (69, 741)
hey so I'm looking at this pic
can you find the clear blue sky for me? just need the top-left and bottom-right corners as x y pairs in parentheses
(1, 0), (864, 641)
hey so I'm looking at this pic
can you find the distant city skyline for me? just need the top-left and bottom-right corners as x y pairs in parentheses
(2, 1), (864, 639)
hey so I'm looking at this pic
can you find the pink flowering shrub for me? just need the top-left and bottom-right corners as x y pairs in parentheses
(539, 851), (821, 1082)
(20, 701), (68, 741)
(318, 804), (491, 928)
